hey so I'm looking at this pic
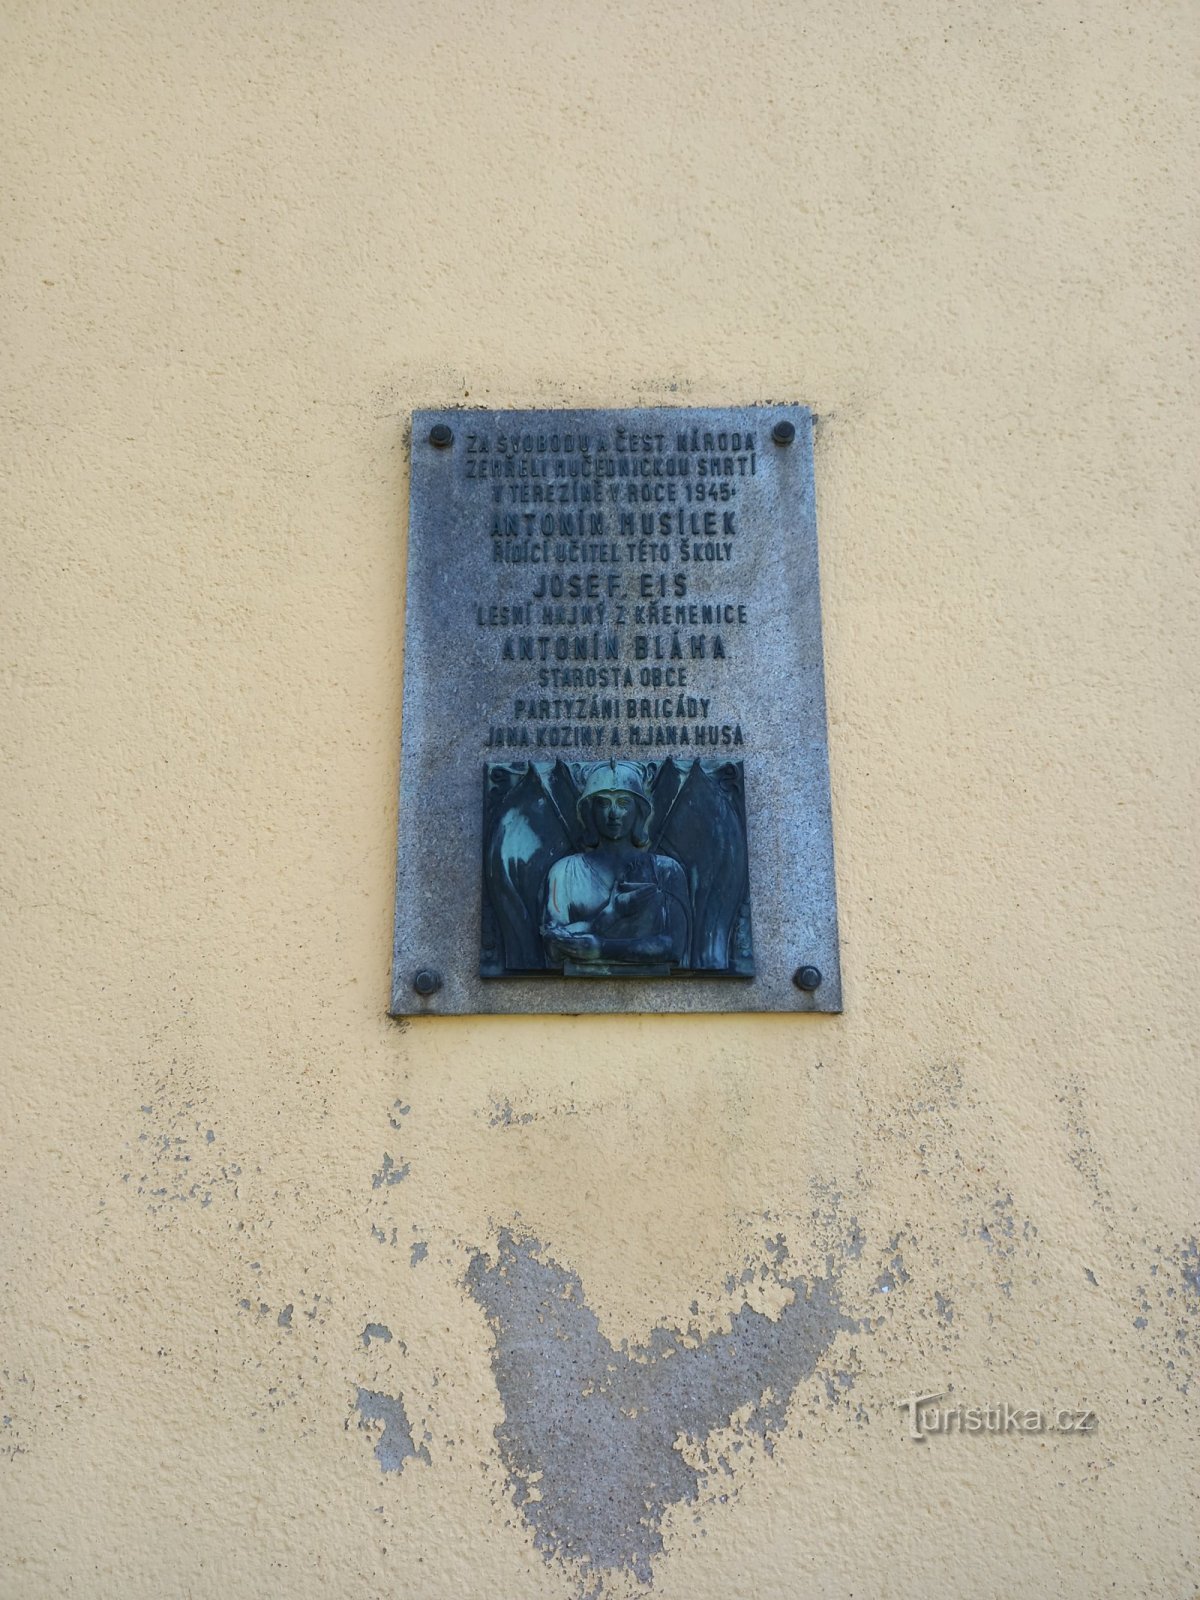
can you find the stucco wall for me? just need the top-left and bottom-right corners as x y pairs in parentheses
(2, 2), (1197, 1595)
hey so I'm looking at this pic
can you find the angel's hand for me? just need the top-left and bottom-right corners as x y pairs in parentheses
(543, 926), (601, 961)
(614, 880), (657, 915)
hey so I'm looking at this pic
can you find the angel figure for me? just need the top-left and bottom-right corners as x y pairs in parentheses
(541, 762), (690, 975)
(481, 756), (752, 978)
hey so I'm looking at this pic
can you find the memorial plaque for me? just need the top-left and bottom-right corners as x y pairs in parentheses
(390, 406), (841, 1015)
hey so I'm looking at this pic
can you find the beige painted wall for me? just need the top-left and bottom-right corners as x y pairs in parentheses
(3, 2), (1197, 1595)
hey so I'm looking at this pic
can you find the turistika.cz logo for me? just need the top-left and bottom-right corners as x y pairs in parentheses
(898, 1393), (1098, 1441)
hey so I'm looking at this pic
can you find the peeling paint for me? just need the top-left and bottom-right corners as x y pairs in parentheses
(1059, 1074), (1112, 1214)
(361, 1322), (392, 1347)
(1131, 1235), (1200, 1395)
(123, 1080), (242, 1218)
(351, 1388), (428, 1474)
(467, 1229), (857, 1588)
(874, 1251), (910, 1295)
(489, 1097), (536, 1127)
(371, 1153), (410, 1188)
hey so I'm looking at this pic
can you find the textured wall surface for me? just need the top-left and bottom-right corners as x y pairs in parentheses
(2, 2), (1197, 1596)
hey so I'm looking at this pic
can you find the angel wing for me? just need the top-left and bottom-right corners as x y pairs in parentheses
(651, 758), (752, 974)
(481, 760), (581, 974)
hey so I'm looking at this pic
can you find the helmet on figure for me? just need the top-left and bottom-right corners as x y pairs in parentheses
(576, 760), (651, 811)
(575, 761), (653, 847)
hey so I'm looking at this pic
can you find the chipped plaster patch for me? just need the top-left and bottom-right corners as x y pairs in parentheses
(489, 1097), (536, 1127)
(123, 1086), (242, 1219)
(351, 1388), (429, 1474)
(371, 1153), (410, 1188)
(1132, 1235), (1200, 1395)
(467, 1228), (858, 1589)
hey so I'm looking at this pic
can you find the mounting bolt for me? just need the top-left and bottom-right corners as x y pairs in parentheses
(428, 423), (454, 449)
(412, 968), (442, 997)
(771, 419), (796, 446)
(793, 965), (822, 991)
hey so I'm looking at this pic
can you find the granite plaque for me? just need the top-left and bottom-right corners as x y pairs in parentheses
(390, 406), (841, 1015)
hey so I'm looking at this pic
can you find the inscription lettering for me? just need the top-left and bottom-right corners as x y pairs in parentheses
(438, 410), (798, 769)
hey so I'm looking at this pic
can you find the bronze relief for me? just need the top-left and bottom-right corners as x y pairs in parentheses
(481, 758), (753, 978)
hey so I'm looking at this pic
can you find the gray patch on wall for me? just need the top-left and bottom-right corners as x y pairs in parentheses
(1132, 1234), (1200, 1395)
(371, 1153), (410, 1187)
(352, 1388), (429, 1473)
(466, 1228), (857, 1588)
